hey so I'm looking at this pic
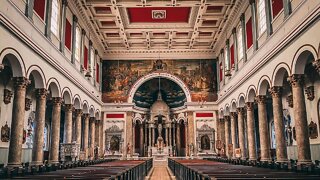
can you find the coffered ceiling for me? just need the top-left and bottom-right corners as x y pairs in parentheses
(78, 0), (238, 59)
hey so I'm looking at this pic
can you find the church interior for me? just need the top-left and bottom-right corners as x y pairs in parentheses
(0, 0), (320, 179)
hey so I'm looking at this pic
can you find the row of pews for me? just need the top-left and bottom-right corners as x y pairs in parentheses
(0, 158), (153, 179)
(168, 158), (320, 179)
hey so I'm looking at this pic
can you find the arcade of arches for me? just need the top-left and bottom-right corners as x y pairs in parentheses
(0, 0), (320, 179)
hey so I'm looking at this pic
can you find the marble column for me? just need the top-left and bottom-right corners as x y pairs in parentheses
(83, 114), (89, 160)
(172, 124), (176, 146)
(237, 107), (247, 160)
(184, 123), (188, 156)
(99, 119), (104, 158)
(246, 102), (257, 161)
(132, 122), (135, 153)
(144, 124), (148, 146)
(74, 109), (83, 145)
(7, 77), (30, 168)
(31, 88), (48, 165)
(152, 127), (155, 146)
(256, 95), (271, 162)
(49, 97), (62, 164)
(95, 120), (100, 157)
(230, 112), (238, 159)
(168, 126), (172, 146)
(148, 125), (151, 147)
(219, 118), (225, 154)
(166, 127), (169, 146)
(176, 123), (181, 156)
(64, 104), (73, 143)
(139, 124), (144, 156)
(270, 86), (288, 162)
(224, 116), (231, 158)
(288, 74), (312, 164)
(187, 112), (195, 154)
(125, 112), (132, 157)
(89, 117), (95, 159)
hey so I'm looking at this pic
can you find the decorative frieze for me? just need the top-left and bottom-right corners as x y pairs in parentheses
(3, 89), (13, 104)
(305, 86), (314, 101)
(25, 98), (32, 111)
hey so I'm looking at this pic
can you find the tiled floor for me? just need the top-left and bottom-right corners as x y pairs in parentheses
(150, 162), (172, 180)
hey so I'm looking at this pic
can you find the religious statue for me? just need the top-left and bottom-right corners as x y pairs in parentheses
(1, 122), (10, 142)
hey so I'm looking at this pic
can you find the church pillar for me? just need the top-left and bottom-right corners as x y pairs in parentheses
(31, 88), (48, 165)
(176, 123), (181, 156)
(64, 104), (73, 143)
(49, 97), (62, 164)
(125, 112), (133, 158)
(224, 116), (231, 158)
(95, 120), (100, 158)
(184, 122), (188, 157)
(246, 102), (257, 161)
(169, 125), (172, 147)
(172, 124), (176, 147)
(288, 75), (312, 165)
(230, 112), (237, 159)
(99, 118), (104, 158)
(152, 127), (155, 146)
(83, 114), (89, 160)
(7, 77), (29, 168)
(237, 107), (246, 160)
(148, 125), (151, 147)
(74, 109), (83, 145)
(139, 123), (143, 156)
(132, 122), (135, 154)
(219, 118), (225, 156)
(270, 86), (288, 162)
(256, 95), (271, 162)
(187, 112), (195, 155)
(89, 117), (95, 160)
(166, 126), (169, 146)
(144, 124), (148, 148)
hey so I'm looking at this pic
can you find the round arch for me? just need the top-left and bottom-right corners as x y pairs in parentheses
(246, 85), (257, 102)
(224, 104), (230, 116)
(73, 95), (82, 109)
(82, 101), (89, 114)
(61, 87), (72, 104)
(219, 108), (224, 118)
(127, 72), (192, 103)
(0, 48), (26, 77)
(291, 45), (317, 74)
(237, 93), (246, 107)
(47, 78), (61, 97)
(89, 106), (95, 117)
(272, 63), (291, 86)
(230, 99), (237, 112)
(257, 75), (272, 96)
(95, 110), (101, 120)
(27, 65), (46, 89)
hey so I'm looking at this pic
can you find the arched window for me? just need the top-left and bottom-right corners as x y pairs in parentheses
(237, 24), (244, 60)
(50, 0), (60, 37)
(257, 0), (267, 36)
(75, 27), (81, 61)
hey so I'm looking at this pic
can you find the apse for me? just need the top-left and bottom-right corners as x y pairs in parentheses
(133, 78), (187, 109)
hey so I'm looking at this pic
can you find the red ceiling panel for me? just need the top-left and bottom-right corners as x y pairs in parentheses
(127, 7), (191, 23)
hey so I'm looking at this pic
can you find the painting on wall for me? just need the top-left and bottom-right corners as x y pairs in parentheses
(102, 59), (217, 103)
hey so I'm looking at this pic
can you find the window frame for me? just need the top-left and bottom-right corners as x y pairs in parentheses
(50, 0), (60, 37)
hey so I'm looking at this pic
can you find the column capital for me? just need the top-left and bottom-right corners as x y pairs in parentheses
(255, 95), (266, 104)
(219, 118), (224, 123)
(62, 0), (68, 5)
(230, 112), (237, 118)
(270, 86), (283, 98)
(89, 40), (93, 46)
(73, 15), (78, 23)
(240, 13), (245, 21)
(245, 102), (254, 111)
(52, 97), (62, 106)
(224, 115), (230, 121)
(288, 74), (304, 88)
(236, 107), (245, 115)
(232, 28), (236, 34)
(249, 0), (255, 5)
(74, 109), (83, 116)
(89, 117), (95, 122)
(13, 77), (30, 89)
(64, 104), (73, 112)
(83, 113), (90, 119)
(35, 88), (48, 99)
(82, 29), (86, 35)
(312, 59), (320, 73)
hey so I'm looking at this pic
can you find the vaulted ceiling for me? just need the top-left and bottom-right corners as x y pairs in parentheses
(79, 0), (237, 59)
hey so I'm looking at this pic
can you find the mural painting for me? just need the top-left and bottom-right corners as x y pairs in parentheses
(102, 59), (217, 103)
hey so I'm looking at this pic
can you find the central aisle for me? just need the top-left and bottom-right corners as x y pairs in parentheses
(149, 161), (172, 180)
